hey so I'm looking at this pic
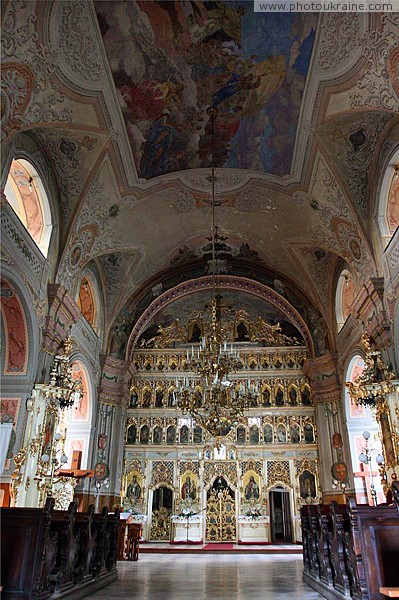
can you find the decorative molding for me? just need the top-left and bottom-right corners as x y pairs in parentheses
(1, 0), (72, 141)
(58, 1), (102, 83)
(350, 14), (399, 112)
(318, 14), (360, 71)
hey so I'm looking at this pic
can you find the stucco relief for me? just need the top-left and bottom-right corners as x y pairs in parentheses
(1, 0), (72, 140)
(98, 251), (142, 320)
(33, 130), (99, 224)
(318, 14), (360, 71)
(181, 170), (251, 193)
(321, 112), (393, 219)
(308, 157), (375, 280)
(350, 14), (399, 112)
(57, 163), (118, 291)
(295, 247), (336, 310)
(1, 63), (34, 140)
(58, 1), (103, 83)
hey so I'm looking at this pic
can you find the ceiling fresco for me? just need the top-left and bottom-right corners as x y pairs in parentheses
(95, 1), (317, 179)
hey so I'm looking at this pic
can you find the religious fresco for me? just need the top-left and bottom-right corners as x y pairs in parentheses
(0, 279), (28, 375)
(78, 277), (96, 328)
(95, 2), (317, 178)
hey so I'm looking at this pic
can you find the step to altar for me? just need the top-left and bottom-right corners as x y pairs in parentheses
(138, 542), (302, 554)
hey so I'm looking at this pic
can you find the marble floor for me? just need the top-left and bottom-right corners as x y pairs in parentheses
(86, 554), (325, 600)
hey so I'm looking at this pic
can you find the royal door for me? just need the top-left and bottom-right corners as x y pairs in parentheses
(205, 477), (236, 542)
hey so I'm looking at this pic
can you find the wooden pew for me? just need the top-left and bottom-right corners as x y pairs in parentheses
(47, 500), (79, 594)
(302, 499), (399, 600)
(73, 504), (95, 583)
(105, 508), (120, 572)
(346, 498), (399, 600)
(90, 507), (108, 577)
(0, 500), (119, 599)
(0, 497), (55, 600)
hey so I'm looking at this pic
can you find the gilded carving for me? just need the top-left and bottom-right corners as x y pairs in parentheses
(266, 460), (291, 487)
(151, 461), (174, 487)
(204, 461), (237, 486)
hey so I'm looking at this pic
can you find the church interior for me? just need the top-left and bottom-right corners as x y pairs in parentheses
(1, 2), (399, 599)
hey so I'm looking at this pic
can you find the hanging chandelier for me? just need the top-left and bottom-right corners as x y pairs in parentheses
(346, 332), (396, 408)
(175, 108), (257, 438)
(44, 336), (83, 410)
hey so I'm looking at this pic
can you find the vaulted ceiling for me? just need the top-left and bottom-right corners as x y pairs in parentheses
(2, 2), (399, 358)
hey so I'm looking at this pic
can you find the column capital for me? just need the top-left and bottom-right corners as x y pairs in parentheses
(302, 352), (341, 404)
(98, 355), (130, 406)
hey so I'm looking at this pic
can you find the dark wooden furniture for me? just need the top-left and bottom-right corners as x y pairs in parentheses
(301, 499), (399, 600)
(0, 497), (55, 600)
(0, 499), (119, 600)
(126, 523), (142, 561)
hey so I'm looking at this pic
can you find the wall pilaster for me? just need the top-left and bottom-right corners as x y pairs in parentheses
(303, 353), (353, 502)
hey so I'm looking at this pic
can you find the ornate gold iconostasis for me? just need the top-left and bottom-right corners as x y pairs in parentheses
(122, 325), (321, 542)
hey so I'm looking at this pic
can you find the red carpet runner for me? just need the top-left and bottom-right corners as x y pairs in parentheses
(203, 543), (234, 550)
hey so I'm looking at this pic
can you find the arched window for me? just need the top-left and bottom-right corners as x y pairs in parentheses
(344, 355), (384, 505)
(377, 148), (399, 248)
(4, 159), (52, 257)
(335, 269), (355, 332)
(387, 165), (399, 236)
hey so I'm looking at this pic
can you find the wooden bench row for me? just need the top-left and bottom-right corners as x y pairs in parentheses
(301, 498), (399, 600)
(0, 498), (119, 600)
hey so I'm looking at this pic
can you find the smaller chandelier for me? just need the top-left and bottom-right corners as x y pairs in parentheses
(346, 333), (396, 408)
(45, 336), (82, 410)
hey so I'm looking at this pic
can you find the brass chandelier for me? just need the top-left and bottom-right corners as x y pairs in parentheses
(346, 332), (396, 408)
(175, 108), (256, 438)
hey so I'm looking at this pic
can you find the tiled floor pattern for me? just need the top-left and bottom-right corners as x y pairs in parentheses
(86, 553), (325, 599)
